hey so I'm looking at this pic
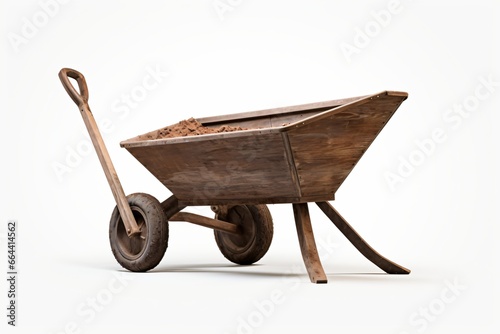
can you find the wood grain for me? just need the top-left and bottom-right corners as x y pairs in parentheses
(316, 201), (410, 274)
(287, 93), (407, 198)
(293, 203), (328, 283)
(79, 104), (140, 235)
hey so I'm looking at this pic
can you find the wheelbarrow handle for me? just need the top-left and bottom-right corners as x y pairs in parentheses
(58, 68), (140, 237)
(58, 68), (89, 108)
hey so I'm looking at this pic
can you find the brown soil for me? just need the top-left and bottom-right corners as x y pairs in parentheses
(141, 118), (247, 140)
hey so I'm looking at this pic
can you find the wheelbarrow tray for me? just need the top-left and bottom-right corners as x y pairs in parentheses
(121, 91), (407, 206)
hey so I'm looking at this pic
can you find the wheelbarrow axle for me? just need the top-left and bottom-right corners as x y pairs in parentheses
(169, 212), (240, 234)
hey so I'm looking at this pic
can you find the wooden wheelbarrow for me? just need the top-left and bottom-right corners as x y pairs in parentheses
(59, 68), (410, 283)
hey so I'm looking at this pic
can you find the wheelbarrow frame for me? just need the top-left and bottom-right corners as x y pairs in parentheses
(59, 68), (410, 284)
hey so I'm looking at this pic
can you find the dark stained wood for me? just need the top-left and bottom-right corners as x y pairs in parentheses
(125, 132), (300, 205)
(316, 201), (410, 274)
(293, 203), (328, 283)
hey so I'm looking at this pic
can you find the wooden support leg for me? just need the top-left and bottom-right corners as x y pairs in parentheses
(293, 203), (328, 284)
(316, 202), (410, 274)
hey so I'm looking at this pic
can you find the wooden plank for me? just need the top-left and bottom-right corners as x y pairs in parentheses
(176, 194), (335, 206)
(161, 195), (185, 218)
(287, 93), (407, 198)
(126, 132), (300, 205)
(122, 127), (279, 147)
(284, 91), (407, 131)
(199, 109), (323, 130)
(196, 95), (369, 125)
(316, 202), (410, 274)
(293, 203), (328, 283)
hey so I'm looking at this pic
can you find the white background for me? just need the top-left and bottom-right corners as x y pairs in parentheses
(1, 0), (499, 333)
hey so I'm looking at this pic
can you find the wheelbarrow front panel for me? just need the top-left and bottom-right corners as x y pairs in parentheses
(124, 131), (302, 205)
(285, 92), (407, 198)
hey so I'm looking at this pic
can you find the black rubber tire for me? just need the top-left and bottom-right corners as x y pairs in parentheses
(109, 193), (168, 272)
(214, 204), (273, 265)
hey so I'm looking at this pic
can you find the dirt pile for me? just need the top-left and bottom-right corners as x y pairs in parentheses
(142, 118), (247, 140)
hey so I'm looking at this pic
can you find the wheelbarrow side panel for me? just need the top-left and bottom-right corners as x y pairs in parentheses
(124, 131), (302, 206)
(285, 92), (407, 197)
(197, 95), (367, 130)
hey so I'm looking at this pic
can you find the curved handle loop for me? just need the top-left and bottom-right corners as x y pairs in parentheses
(58, 68), (89, 108)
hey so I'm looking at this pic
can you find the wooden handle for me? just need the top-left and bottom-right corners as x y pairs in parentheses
(58, 68), (140, 236)
(58, 68), (89, 108)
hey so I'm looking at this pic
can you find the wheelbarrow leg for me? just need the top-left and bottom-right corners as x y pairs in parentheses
(316, 202), (410, 274)
(292, 203), (328, 284)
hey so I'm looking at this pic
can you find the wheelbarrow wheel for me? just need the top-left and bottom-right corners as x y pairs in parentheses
(109, 193), (168, 272)
(214, 204), (273, 265)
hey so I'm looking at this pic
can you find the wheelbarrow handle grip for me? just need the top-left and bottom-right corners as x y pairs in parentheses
(58, 68), (89, 108)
